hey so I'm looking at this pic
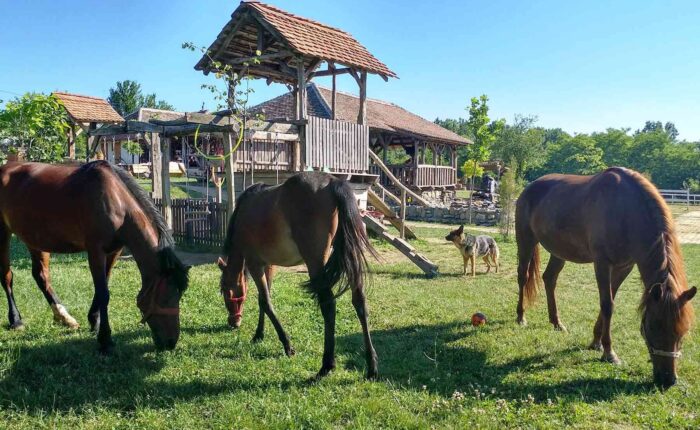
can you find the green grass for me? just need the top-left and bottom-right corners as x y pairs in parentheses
(1, 226), (699, 429)
(136, 177), (205, 199)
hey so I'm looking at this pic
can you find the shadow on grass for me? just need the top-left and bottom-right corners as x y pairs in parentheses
(338, 320), (652, 403)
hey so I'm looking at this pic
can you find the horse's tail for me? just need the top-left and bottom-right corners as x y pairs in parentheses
(106, 162), (174, 250)
(523, 245), (541, 306)
(306, 179), (379, 300)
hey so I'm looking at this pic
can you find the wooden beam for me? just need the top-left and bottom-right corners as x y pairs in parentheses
(150, 133), (162, 199)
(357, 70), (367, 125)
(368, 150), (432, 207)
(309, 67), (352, 78)
(209, 11), (250, 66)
(296, 59), (307, 120)
(228, 50), (294, 65)
(223, 132), (236, 215)
(331, 63), (337, 120)
(304, 59), (323, 80)
(160, 136), (172, 229)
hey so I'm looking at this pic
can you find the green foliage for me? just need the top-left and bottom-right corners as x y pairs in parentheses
(107, 80), (174, 116)
(0, 93), (69, 163)
(123, 139), (143, 156)
(498, 160), (525, 239)
(540, 134), (606, 175)
(684, 178), (700, 193)
(461, 159), (484, 178)
(466, 95), (504, 164)
(491, 115), (545, 178)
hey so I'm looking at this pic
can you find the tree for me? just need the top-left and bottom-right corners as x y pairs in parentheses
(465, 95), (504, 221)
(0, 93), (69, 163)
(542, 134), (606, 175)
(637, 120), (679, 141)
(491, 114), (545, 178)
(107, 80), (175, 116)
(592, 128), (633, 167)
(461, 158), (484, 179)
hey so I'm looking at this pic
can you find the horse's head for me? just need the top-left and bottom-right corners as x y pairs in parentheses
(641, 282), (696, 389)
(137, 249), (189, 350)
(218, 257), (247, 329)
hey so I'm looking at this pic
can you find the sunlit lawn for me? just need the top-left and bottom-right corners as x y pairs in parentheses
(0, 224), (699, 429)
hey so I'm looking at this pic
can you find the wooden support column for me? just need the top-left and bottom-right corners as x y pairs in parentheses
(330, 63), (337, 120)
(160, 136), (172, 229)
(86, 122), (97, 161)
(223, 131), (236, 216)
(357, 70), (367, 125)
(150, 132), (162, 199)
(67, 126), (76, 159)
(296, 59), (307, 120)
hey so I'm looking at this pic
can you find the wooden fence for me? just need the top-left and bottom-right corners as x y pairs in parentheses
(305, 116), (369, 172)
(233, 138), (296, 173)
(154, 198), (229, 248)
(659, 189), (700, 206)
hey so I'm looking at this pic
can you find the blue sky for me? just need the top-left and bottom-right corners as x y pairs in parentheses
(1, 0), (699, 140)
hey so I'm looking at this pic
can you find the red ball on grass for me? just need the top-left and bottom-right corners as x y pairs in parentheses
(471, 312), (487, 327)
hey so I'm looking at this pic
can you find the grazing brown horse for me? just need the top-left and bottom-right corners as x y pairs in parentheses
(516, 167), (695, 388)
(0, 161), (189, 353)
(218, 172), (379, 379)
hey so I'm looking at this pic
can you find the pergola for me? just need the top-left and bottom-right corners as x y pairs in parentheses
(52, 92), (123, 159)
(194, 0), (397, 124)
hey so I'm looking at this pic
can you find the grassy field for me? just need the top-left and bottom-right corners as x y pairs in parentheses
(0, 224), (699, 429)
(136, 177), (205, 200)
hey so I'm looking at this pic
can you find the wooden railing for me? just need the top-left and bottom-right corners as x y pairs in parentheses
(233, 138), (296, 172)
(154, 198), (228, 248)
(305, 116), (369, 172)
(415, 165), (456, 188)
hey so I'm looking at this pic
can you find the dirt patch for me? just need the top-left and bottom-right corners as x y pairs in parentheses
(675, 210), (700, 244)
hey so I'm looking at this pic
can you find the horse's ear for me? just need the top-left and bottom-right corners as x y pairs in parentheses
(679, 286), (697, 306)
(649, 283), (663, 301)
(217, 257), (227, 271)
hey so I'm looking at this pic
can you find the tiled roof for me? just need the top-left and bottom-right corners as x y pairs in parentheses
(195, 1), (396, 81)
(246, 1), (396, 78)
(251, 84), (471, 146)
(52, 92), (124, 123)
(125, 107), (185, 122)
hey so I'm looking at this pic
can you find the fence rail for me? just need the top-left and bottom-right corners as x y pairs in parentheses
(659, 189), (700, 206)
(305, 116), (369, 172)
(154, 198), (229, 248)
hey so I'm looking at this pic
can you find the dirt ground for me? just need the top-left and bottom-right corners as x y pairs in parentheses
(675, 210), (700, 244)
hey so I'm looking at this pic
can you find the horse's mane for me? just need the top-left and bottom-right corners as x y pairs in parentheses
(222, 183), (269, 255)
(622, 168), (693, 333)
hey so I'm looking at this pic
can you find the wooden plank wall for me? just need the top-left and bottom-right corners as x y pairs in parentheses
(233, 138), (294, 172)
(305, 116), (369, 172)
(154, 198), (229, 248)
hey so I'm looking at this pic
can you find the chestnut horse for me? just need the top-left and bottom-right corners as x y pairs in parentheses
(516, 167), (695, 388)
(218, 172), (379, 379)
(0, 161), (189, 353)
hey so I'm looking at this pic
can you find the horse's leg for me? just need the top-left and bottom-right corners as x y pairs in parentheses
(249, 264), (293, 355)
(88, 249), (121, 332)
(87, 250), (113, 354)
(0, 227), (22, 330)
(316, 285), (336, 378)
(542, 255), (566, 331)
(29, 250), (79, 329)
(252, 265), (274, 342)
(351, 282), (378, 379)
(516, 235), (538, 326)
(594, 261), (621, 364)
(589, 263), (633, 351)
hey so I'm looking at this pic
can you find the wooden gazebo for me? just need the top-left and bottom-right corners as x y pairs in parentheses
(52, 92), (124, 159)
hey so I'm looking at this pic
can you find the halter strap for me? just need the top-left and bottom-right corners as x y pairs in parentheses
(139, 278), (180, 323)
(649, 348), (682, 358)
(224, 289), (247, 317)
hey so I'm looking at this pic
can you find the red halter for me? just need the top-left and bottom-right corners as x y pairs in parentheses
(224, 288), (247, 317)
(138, 278), (180, 323)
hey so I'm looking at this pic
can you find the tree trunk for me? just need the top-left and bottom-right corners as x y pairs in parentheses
(468, 159), (477, 224)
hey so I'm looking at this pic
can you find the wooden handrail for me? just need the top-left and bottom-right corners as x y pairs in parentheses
(368, 150), (432, 207)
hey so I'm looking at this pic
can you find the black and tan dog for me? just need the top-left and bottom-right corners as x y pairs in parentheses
(445, 225), (500, 276)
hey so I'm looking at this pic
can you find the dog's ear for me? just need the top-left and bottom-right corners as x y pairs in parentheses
(458, 225), (464, 233)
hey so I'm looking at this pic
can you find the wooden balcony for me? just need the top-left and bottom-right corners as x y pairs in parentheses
(371, 164), (457, 189)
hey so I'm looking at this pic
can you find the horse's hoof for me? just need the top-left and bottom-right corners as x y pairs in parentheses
(285, 346), (296, 357)
(9, 321), (25, 331)
(517, 318), (527, 326)
(588, 341), (603, 351)
(98, 340), (116, 356)
(366, 368), (379, 380)
(553, 323), (568, 332)
(601, 352), (622, 365)
(314, 365), (335, 380)
(52, 305), (80, 329)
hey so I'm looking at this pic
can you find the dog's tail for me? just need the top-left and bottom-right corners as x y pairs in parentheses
(491, 241), (500, 262)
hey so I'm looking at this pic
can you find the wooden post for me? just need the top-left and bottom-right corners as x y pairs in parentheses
(400, 188), (407, 239)
(296, 59), (307, 120)
(330, 63), (337, 120)
(67, 126), (76, 159)
(86, 122), (97, 161)
(161, 136), (172, 229)
(223, 131), (236, 216)
(357, 70), (367, 125)
(150, 132), (162, 199)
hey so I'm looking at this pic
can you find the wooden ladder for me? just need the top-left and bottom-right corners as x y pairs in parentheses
(362, 214), (438, 277)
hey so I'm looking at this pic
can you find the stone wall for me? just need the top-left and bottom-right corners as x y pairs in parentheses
(401, 204), (500, 226)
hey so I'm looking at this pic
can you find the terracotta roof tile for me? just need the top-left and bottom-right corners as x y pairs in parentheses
(52, 92), (124, 123)
(251, 84), (471, 145)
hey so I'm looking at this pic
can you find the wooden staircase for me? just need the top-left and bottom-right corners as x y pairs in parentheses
(367, 188), (417, 240)
(363, 214), (438, 277)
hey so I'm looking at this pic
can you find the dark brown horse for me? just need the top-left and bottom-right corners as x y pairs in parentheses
(516, 167), (695, 388)
(0, 161), (188, 353)
(218, 172), (379, 379)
